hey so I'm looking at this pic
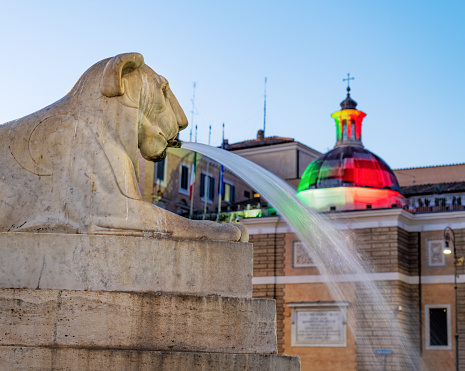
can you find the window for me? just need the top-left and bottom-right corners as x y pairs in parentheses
(200, 173), (215, 201)
(208, 176), (215, 201)
(155, 158), (166, 182)
(153, 158), (167, 187)
(288, 302), (348, 347)
(244, 190), (250, 199)
(224, 183), (236, 203)
(180, 165), (189, 193)
(425, 304), (451, 350)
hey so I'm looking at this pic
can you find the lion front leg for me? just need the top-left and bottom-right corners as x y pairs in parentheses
(168, 216), (249, 243)
(91, 197), (248, 242)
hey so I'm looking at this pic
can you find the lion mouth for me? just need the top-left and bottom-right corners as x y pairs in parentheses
(166, 139), (181, 148)
(152, 149), (167, 162)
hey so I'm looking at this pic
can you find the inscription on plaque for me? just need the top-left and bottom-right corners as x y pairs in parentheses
(292, 306), (347, 347)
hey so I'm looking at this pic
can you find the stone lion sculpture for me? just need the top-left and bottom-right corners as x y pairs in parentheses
(0, 52), (248, 242)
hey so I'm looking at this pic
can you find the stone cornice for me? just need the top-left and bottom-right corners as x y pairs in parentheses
(241, 209), (465, 234)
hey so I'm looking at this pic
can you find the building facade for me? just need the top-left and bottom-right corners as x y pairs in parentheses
(137, 90), (464, 370)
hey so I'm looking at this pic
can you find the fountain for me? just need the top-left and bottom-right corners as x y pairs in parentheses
(0, 53), (299, 370)
(0, 52), (447, 370)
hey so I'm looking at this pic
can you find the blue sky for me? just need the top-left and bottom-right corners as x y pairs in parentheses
(1, 0), (464, 169)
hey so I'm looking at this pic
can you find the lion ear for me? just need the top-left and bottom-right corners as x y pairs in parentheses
(101, 53), (145, 97)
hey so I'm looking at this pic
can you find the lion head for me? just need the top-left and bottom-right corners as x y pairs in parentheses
(98, 53), (188, 164)
(8, 53), (189, 201)
(61, 52), (188, 169)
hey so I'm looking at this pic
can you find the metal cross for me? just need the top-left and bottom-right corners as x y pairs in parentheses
(343, 73), (354, 89)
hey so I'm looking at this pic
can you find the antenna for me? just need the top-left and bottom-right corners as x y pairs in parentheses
(208, 125), (212, 146)
(263, 77), (267, 136)
(189, 82), (196, 142)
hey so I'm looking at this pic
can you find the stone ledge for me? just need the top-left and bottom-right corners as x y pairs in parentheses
(0, 232), (252, 298)
(0, 346), (300, 371)
(0, 289), (277, 354)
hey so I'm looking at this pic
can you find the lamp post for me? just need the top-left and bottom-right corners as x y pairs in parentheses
(443, 227), (463, 371)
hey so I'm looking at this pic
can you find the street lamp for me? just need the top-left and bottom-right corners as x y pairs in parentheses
(444, 227), (464, 371)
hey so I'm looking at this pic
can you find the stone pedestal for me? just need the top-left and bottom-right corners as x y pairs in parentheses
(0, 233), (300, 370)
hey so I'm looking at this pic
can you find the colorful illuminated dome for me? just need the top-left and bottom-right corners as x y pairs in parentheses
(297, 86), (404, 211)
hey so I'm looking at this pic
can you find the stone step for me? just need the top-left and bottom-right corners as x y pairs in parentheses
(0, 233), (252, 298)
(0, 289), (277, 354)
(0, 346), (301, 371)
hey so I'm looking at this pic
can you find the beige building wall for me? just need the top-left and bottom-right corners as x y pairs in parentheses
(282, 282), (357, 371)
(421, 283), (456, 369)
(244, 211), (465, 370)
(230, 142), (320, 181)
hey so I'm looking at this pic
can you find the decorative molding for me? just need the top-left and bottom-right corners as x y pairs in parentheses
(242, 210), (465, 235)
(241, 217), (291, 234)
(252, 273), (464, 285)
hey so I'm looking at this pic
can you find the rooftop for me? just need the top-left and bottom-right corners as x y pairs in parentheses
(223, 130), (295, 151)
(394, 163), (465, 171)
(401, 181), (465, 197)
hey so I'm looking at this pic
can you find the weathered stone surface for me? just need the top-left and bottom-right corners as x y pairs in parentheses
(0, 289), (276, 354)
(0, 233), (252, 298)
(0, 52), (248, 243)
(0, 347), (300, 371)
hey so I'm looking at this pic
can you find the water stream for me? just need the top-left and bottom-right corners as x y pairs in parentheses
(182, 142), (429, 370)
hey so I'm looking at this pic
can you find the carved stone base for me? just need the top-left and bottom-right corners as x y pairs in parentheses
(0, 232), (252, 297)
(0, 289), (276, 354)
(0, 233), (300, 370)
(0, 347), (301, 371)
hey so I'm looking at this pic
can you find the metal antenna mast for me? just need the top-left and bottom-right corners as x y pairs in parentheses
(189, 82), (196, 142)
(263, 77), (267, 136)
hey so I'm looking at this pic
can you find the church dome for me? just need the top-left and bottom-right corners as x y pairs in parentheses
(297, 146), (401, 193)
(297, 82), (404, 211)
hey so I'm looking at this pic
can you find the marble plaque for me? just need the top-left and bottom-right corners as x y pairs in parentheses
(427, 239), (446, 267)
(293, 241), (315, 268)
(292, 307), (346, 347)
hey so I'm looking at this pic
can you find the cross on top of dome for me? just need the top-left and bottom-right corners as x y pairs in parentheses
(340, 73), (358, 110)
(343, 73), (354, 89)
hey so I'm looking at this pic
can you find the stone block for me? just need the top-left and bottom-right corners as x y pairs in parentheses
(0, 289), (276, 354)
(0, 233), (252, 298)
(0, 347), (300, 371)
